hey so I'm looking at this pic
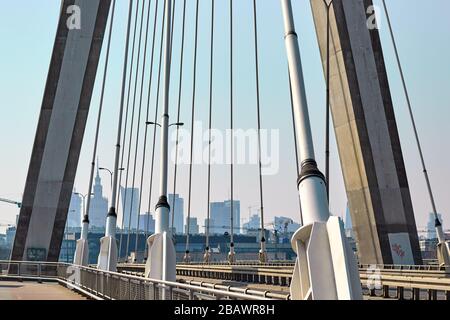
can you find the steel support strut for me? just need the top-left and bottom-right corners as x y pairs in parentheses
(280, 0), (362, 300)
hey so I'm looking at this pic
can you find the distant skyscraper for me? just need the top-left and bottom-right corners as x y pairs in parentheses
(68, 192), (82, 228)
(210, 200), (240, 235)
(226, 200), (240, 235)
(345, 204), (353, 230)
(6, 226), (16, 248)
(426, 212), (443, 240)
(89, 169), (109, 229)
(139, 213), (155, 234)
(168, 194), (184, 234)
(185, 217), (199, 235)
(344, 204), (354, 238)
(243, 214), (260, 234)
(120, 186), (140, 232)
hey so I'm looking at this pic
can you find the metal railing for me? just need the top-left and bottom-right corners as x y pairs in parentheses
(0, 260), (61, 279)
(3, 260), (450, 300)
(0, 260), (272, 301)
(178, 260), (296, 267)
(359, 263), (447, 272)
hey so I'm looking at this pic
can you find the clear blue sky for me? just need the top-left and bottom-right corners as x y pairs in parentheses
(0, 0), (449, 233)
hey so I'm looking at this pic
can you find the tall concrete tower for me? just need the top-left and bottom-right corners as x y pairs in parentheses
(89, 168), (108, 229)
(12, 0), (112, 262)
(309, 0), (422, 264)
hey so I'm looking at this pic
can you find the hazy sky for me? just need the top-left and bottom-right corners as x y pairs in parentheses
(0, 0), (449, 233)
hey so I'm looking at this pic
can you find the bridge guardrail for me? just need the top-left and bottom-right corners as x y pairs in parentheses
(3, 260), (450, 300)
(177, 264), (450, 300)
(0, 260), (272, 301)
(359, 263), (448, 272)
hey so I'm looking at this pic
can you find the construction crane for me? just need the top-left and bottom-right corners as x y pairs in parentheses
(0, 197), (22, 208)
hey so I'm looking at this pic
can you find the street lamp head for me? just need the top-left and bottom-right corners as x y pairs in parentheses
(146, 121), (183, 128)
(74, 192), (93, 198)
(168, 122), (185, 127)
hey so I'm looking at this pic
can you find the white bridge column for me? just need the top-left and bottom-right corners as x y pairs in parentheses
(144, 0), (177, 287)
(280, 0), (362, 300)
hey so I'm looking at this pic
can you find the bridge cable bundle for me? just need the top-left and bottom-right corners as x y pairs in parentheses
(382, 0), (450, 267)
(131, 0), (176, 263)
(74, 0), (117, 267)
(124, 0), (147, 261)
(118, 0), (142, 259)
(227, 0), (236, 265)
(144, 0), (169, 248)
(144, 0), (178, 284)
(130, 0), (157, 260)
(132, 0), (161, 263)
(251, 0), (268, 264)
(97, 0), (135, 272)
(184, 0), (201, 264)
(203, 0), (215, 264)
(170, 0), (188, 238)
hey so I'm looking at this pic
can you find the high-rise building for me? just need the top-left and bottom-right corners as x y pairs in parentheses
(210, 200), (240, 235)
(89, 169), (109, 229)
(6, 226), (16, 248)
(344, 204), (354, 238)
(168, 194), (184, 234)
(345, 205), (352, 230)
(139, 213), (155, 234)
(185, 217), (199, 235)
(243, 214), (260, 234)
(426, 213), (443, 240)
(120, 186), (140, 232)
(67, 192), (82, 228)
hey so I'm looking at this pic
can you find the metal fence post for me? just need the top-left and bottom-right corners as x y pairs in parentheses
(37, 264), (42, 283)
(397, 287), (404, 300)
(413, 288), (420, 300)
(95, 270), (99, 295)
(168, 286), (173, 300)
(129, 278), (132, 300)
(153, 284), (158, 300)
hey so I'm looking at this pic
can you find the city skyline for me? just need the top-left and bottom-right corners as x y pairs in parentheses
(0, 0), (449, 304)
(0, 0), (449, 233)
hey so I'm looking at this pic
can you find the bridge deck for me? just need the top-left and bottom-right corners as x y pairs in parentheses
(0, 280), (86, 300)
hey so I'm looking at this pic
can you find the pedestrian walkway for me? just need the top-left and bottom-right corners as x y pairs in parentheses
(0, 280), (86, 300)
